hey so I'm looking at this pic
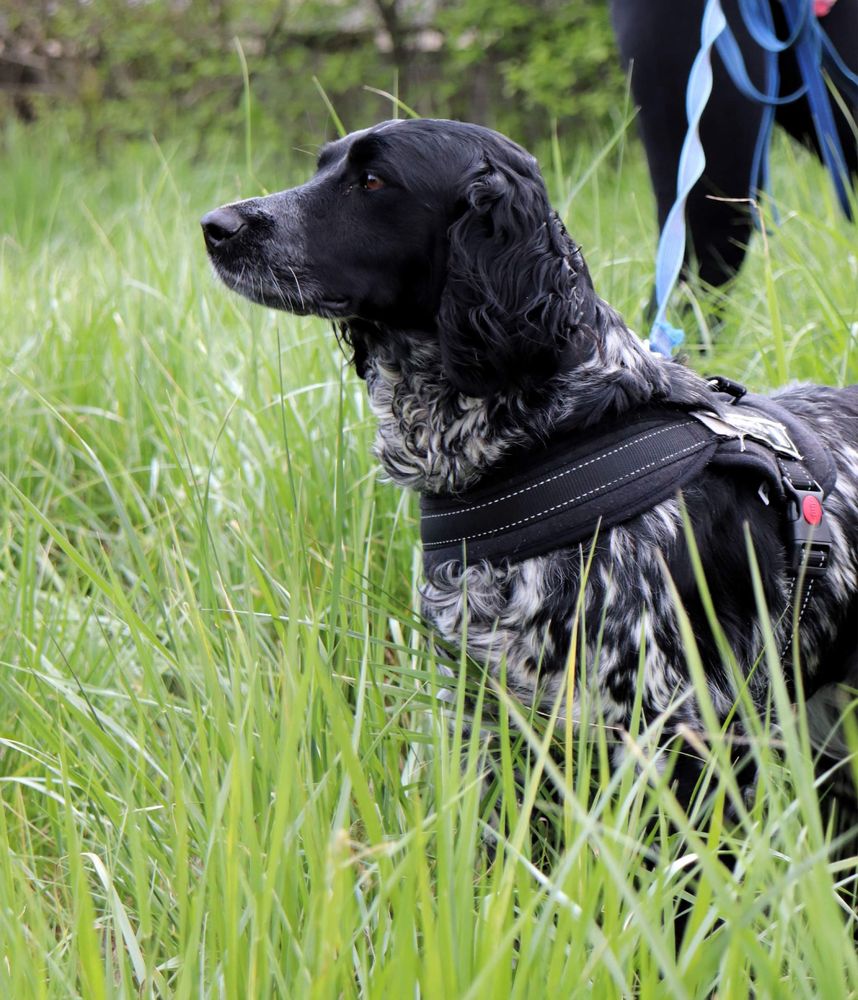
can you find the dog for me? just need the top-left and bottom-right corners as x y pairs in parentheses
(202, 118), (858, 812)
(610, 0), (858, 289)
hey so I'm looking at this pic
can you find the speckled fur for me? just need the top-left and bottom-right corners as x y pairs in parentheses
(366, 322), (858, 801)
(366, 308), (858, 723)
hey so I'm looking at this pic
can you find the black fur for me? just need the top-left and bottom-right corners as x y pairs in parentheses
(202, 118), (858, 815)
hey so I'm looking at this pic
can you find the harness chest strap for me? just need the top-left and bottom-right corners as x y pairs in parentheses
(420, 386), (836, 576)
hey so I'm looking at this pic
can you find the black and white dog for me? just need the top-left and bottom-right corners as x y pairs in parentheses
(202, 119), (858, 810)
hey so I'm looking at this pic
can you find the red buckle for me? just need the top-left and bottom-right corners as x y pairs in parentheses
(784, 481), (831, 577)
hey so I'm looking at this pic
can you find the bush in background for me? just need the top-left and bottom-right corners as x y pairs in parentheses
(0, 0), (624, 148)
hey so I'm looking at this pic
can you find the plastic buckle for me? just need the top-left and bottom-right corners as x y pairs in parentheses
(783, 479), (831, 578)
(707, 375), (747, 401)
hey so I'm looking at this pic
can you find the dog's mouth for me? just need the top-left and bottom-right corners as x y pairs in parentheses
(207, 257), (351, 319)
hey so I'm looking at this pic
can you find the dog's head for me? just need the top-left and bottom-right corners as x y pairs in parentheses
(202, 119), (597, 396)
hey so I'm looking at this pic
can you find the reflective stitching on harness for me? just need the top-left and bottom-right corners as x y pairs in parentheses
(422, 422), (691, 521)
(424, 438), (711, 548)
(797, 579), (815, 627)
(779, 577), (816, 664)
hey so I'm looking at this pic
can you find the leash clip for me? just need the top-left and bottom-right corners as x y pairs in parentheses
(783, 479), (831, 578)
(707, 375), (747, 401)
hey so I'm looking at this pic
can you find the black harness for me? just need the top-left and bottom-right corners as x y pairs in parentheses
(420, 378), (836, 577)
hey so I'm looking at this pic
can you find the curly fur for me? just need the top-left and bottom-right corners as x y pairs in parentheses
(202, 117), (858, 810)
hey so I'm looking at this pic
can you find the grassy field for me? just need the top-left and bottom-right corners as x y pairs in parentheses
(1, 116), (857, 998)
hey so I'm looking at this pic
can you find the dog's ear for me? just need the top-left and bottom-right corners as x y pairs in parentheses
(437, 155), (594, 397)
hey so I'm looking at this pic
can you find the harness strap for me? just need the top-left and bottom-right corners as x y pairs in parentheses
(421, 410), (718, 570)
(420, 388), (836, 576)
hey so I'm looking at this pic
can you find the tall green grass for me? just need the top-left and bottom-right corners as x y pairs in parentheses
(1, 117), (857, 997)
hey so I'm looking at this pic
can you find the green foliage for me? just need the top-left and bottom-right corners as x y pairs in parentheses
(439, 0), (624, 136)
(1, 0), (625, 146)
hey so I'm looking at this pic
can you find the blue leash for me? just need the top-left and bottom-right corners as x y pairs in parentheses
(783, 0), (854, 216)
(648, 0), (857, 357)
(649, 0), (727, 357)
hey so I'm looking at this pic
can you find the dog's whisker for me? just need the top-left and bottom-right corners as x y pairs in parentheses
(285, 265), (305, 311)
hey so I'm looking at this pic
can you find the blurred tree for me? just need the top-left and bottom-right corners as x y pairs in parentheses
(439, 0), (623, 137)
(0, 0), (623, 147)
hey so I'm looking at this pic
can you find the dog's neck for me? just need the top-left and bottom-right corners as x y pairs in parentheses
(358, 300), (710, 495)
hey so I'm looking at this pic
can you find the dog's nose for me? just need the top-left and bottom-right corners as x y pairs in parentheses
(201, 206), (246, 247)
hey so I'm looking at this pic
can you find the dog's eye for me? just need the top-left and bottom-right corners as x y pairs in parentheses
(360, 171), (385, 192)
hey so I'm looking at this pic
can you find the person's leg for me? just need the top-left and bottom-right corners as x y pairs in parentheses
(610, 0), (768, 286)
